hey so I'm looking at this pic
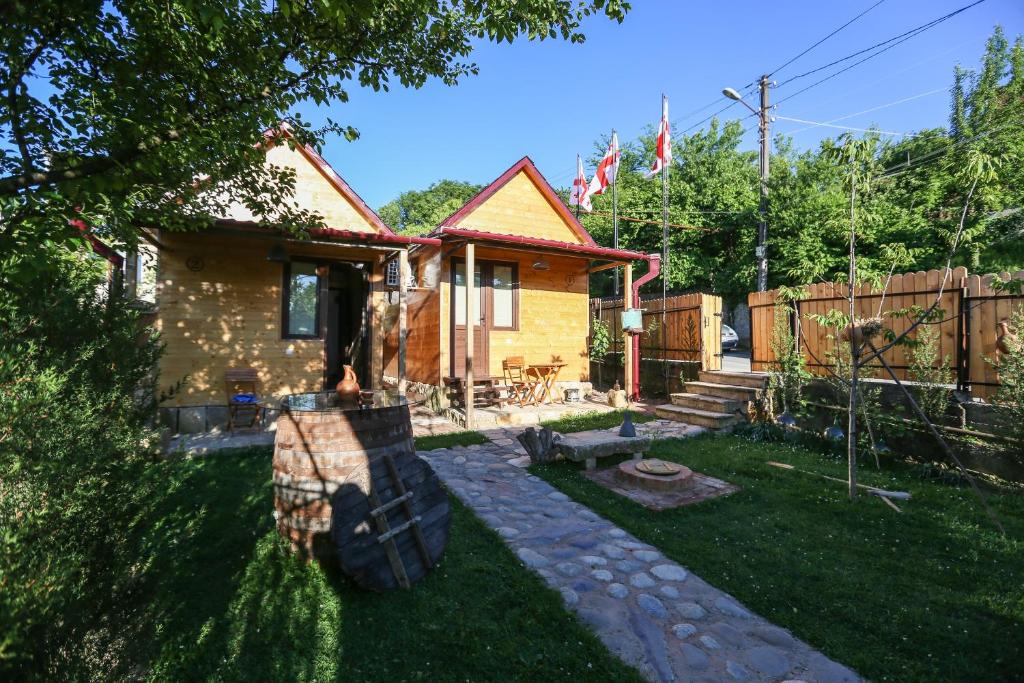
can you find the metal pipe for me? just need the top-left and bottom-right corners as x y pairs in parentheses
(631, 253), (662, 400)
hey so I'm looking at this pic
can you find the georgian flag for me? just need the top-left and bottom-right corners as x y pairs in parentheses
(645, 96), (672, 179)
(587, 131), (620, 197)
(569, 154), (592, 212)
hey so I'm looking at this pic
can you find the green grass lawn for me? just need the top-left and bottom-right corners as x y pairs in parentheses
(75, 447), (642, 682)
(413, 430), (489, 451)
(531, 435), (1024, 682)
(541, 408), (655, 434)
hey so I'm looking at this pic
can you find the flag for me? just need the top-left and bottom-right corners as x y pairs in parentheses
(569, 154), (592, 212)
(645, 96), (672, 179)
(587, 131), (620, 197)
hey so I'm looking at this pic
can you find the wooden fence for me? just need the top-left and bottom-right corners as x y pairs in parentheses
(749, 268), (1024, 399)
(590, 293), (722, 395)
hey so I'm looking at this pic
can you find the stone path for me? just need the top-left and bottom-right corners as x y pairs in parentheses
(419, 423), (859, 683)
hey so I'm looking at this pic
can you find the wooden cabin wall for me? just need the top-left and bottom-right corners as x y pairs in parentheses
(155, 232), (384, 407)
(438, 247), (591, 383)
(456, 170), (586, 244)
(383, 247), (442, 385)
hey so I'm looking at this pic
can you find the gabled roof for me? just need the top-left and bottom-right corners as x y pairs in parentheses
(262, 125), (394, 235)
(436, 226), (644, 262)
(437, 156), (597, 246)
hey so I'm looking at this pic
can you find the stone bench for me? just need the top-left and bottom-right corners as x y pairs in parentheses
(557, 432), (653, 470)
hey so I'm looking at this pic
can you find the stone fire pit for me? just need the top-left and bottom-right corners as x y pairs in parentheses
(616, 458), (694, 492)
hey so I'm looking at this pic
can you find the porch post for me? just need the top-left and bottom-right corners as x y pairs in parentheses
(465, 242), (475, 429)
(398, 249), (409, 396)
(623, 262), (633, 400)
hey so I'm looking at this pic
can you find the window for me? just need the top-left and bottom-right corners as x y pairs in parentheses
(452, 260), (517, 330)
(282, 261), (321, 338)
(386, 257), (419, 288)
(386, 258), (400, 287)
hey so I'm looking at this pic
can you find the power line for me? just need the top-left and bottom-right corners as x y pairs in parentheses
(776, 0), (987, 90)
(875, 117), (1022, 180)
(775, 115), (914, 137)
(780, 87), (948, 136)
(768, 0), (888, 78)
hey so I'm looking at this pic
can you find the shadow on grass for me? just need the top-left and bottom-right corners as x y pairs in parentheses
(87, 447), (640, 682)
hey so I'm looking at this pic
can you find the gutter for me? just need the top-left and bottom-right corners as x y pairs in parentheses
(630, 254), (661, 401)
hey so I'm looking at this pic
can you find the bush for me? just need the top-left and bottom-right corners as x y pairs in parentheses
(0, 249), (161, 675)
(991, 305), (1024, 453)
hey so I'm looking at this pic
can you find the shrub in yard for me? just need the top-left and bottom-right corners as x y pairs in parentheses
(906, 325), (954, 424)
(990, 305), (1024, 455)
(0, 249), (161, 675)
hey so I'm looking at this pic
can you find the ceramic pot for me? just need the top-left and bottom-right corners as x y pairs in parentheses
(336, 365), (361, 403)
(997, 319), (1018, 355)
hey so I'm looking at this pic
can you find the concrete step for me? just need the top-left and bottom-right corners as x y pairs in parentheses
(670, 392), (744, 414)
(685, 381), (763, 402)
(654, 404), (741, 430)
(699, 370), (769, 389)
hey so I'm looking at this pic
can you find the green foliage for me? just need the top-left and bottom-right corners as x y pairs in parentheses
(414, 430), (488, 451)
(906, 325), (954, 424)
(378, 179), (484, 235)
(767, 300), (810, 417)
(0, 252), (161, 674)
(589, 315), (612, 360)
(531, 434), (1024, 681)
(0, 0), (629, 284)
(540, 409), (654, 434)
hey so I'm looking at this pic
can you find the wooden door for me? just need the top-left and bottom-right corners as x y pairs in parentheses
(451, 261), (488, 377)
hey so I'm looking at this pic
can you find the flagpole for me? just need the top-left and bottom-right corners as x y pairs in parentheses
(612, 129), (619, 297)
(660, 95), (670, 396)
(575, 154), (581, 220)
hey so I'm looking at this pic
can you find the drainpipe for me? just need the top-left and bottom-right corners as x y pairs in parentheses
(630, 254), (661, 401)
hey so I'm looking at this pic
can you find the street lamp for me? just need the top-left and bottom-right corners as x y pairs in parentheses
(723, 76), (771, 292)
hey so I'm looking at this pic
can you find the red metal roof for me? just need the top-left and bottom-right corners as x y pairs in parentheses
(438, 156), (598, 246)
(436, 226), (646, 261)
(214, 219), (440, 246)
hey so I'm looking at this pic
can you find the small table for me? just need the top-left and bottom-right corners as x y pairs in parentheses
(526, 362), (567, 405)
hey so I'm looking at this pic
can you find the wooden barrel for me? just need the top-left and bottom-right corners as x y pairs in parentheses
(272, 392), (415, 561)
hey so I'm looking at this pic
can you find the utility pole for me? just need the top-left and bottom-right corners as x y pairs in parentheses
(756, 74), (771, 292)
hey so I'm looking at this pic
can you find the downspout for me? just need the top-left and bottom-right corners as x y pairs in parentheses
(631, 254), (661, 401)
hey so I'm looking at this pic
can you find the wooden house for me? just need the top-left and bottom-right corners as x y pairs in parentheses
(152, 138), (646, 433)
(381, 157), (646, 423)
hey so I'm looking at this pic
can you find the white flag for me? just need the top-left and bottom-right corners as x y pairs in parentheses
(645, 96), (672, 179)
(569, 154), (592, 212)
(587, 131), (620, 197)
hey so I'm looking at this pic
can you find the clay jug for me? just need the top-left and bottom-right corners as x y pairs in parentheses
(997, 319), (1018, 354)
(336, 365), (361, 403)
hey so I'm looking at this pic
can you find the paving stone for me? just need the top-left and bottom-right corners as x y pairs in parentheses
(549, 547), (579, 560)
(699, 635), (721, 650)
(747, 646), (791, 677)
(636, 593), (669, 619)
(633, 550), (661, 562)
(600, 543), (627, 560)
(715, 597), (752, 619)
(608, 528), (628, 538)
(571, 579), (597, 593)
(560, 588), (580, 607)
(660, 585), (681, 599)
(590, 569), (614, 582)
(749, 625), (797, 649)
(709, 622), (745, 647)
(615, 540), (650, 550)
(615, 559), (644, 573)
(577, 607), (613, 631)
(569, 536), (600, 550)
(516, 548), (549, 568)
(579, 555), (608, 566)
(804, 653), (859, 682)
(651, 564), (689, 582)
(543, 507), (571, 519)
(727, 660), (751, 680)
(671, 623), (697, 639)
(548, 491), (570, 502)
(607, 583), (630, 599)
(629, 572), (657, 589)
(555, 562), (583, 577)
(452, 455), (466, 465)
(676, 602), (708, 620)
(680, 643), (710, 670)
(496, 527), (520, 538)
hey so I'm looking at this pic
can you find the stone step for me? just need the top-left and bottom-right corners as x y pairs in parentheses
(685, 381), (763, 402)
(698, 370), (769, 389)
(669, 392), (744, 414)
(654, 404), (741, 430)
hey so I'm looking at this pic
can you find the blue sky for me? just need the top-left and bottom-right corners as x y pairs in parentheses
(304, 0), (1022, 209)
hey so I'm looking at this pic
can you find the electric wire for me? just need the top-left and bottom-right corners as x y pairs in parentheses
(767, 0), (888, 78)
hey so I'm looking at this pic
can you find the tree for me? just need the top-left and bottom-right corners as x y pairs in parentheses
(0, 0), (629, 287)
(378, 179), (483, 235)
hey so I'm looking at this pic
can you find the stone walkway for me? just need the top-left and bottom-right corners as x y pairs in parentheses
(419, 422), (859, 683)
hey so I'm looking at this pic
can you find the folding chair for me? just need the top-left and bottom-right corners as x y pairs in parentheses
(225, 368), (264, 432)
(502, 356), (537, 407)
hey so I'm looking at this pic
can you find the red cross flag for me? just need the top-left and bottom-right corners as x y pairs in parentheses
(587, 131), (620, 197)
(569, 154), (592, 212)
(645, 95), (672, 179)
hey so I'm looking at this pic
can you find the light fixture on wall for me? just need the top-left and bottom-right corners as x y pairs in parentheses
(266, 244), (288, 263)
(532, 259), (550, 271)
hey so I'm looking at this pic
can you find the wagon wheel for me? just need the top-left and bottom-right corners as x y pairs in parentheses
(330, 451), (451, 591)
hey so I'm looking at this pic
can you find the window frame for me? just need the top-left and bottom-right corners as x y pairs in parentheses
(281, 259), (323, 340)
(450, 258), (519, 332)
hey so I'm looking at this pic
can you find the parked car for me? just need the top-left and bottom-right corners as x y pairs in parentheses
(722, 324), (739, 350)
